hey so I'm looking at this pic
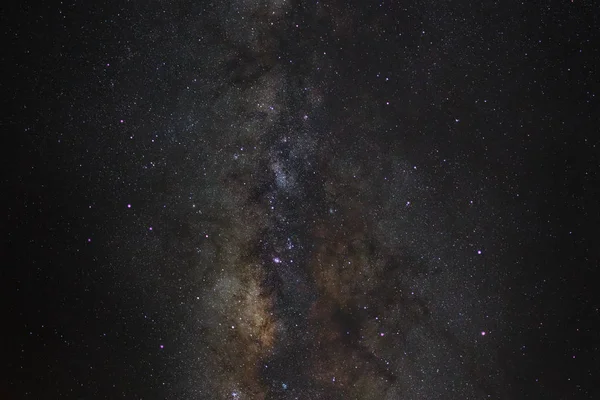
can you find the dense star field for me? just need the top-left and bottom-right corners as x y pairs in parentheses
(4, 0), (598, 399)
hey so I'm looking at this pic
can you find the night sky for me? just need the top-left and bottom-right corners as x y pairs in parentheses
(4, 1), (599, 399)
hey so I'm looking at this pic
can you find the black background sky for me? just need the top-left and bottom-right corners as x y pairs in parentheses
(3, 1), (598, 399)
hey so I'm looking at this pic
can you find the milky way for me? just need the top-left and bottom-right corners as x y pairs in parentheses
(117, 1), (510, 398)
(7, 0), (597, 399)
